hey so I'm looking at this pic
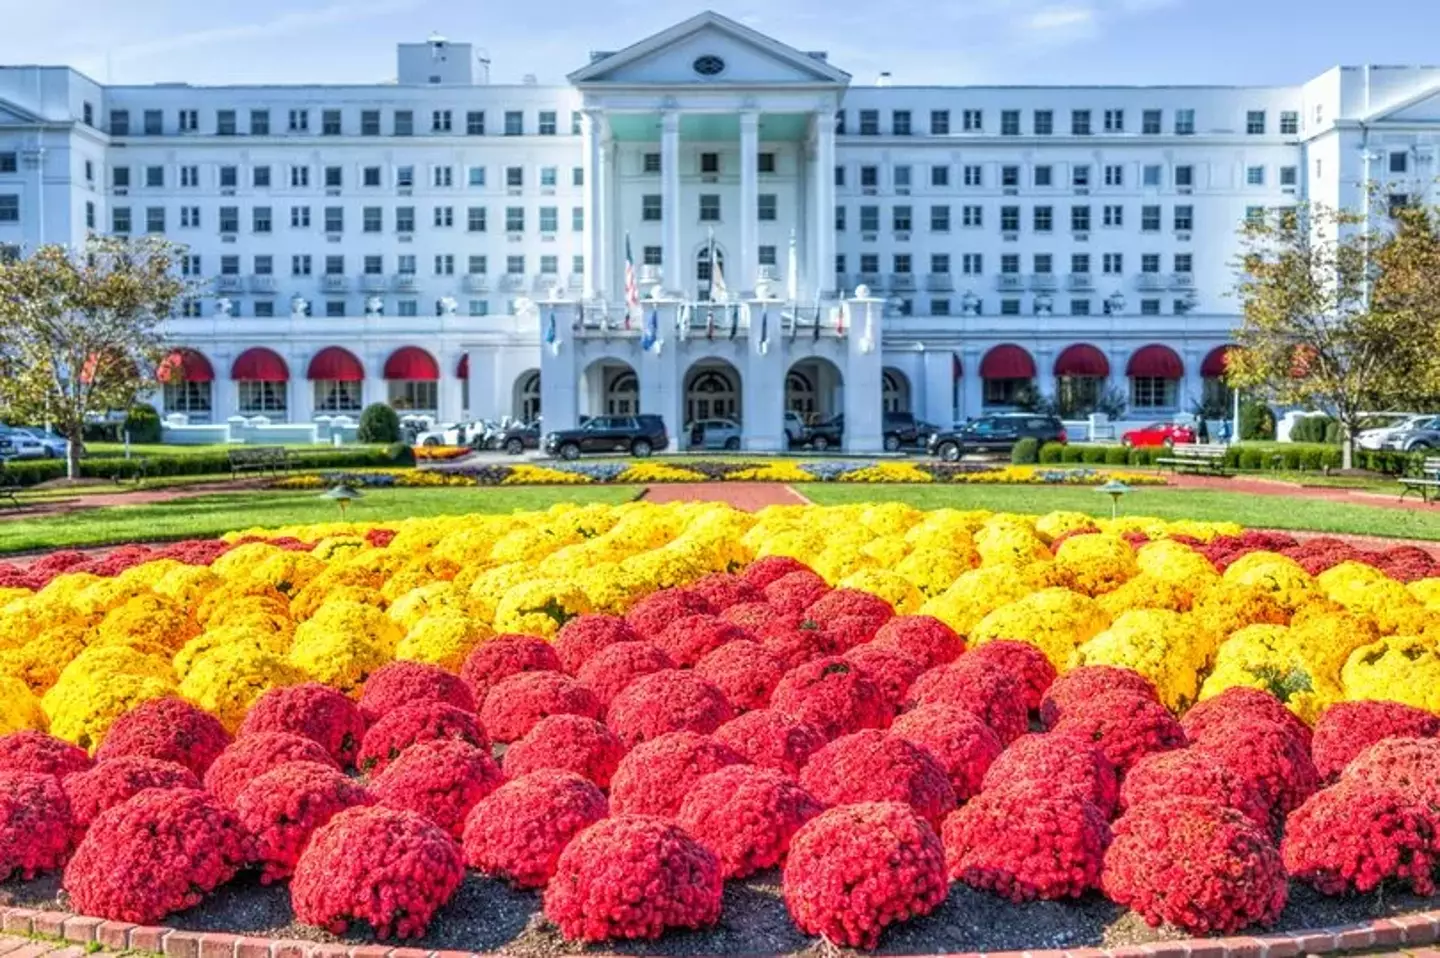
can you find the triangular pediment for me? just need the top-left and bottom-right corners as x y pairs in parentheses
(569, 12), (850, 87)
(1365, 80), (1440, 123)
(0, 99), (44, 126)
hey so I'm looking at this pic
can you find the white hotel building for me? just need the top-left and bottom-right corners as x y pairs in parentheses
(1, 12), (1438, 451)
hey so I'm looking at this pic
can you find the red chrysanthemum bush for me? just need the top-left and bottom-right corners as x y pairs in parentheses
(1340, 737), (1440, 806)
(372, 739), (503, 838)
(605, 669), (734, 747)
(238, 683), (367, 768)
(1281, 780), (1438, 896)
(870, 615), (964, 669)
(502, 714), (627, 789)
(677, 765), (825, 879)
(357, 701), (488, 774)
(981, 733), (1119, 816)
(742, 555), (815, 590)
(800, 730), (956, 830)
(758, 618), (838, 670)
(807, 587), (895, 629)
(1191, 719), (1319, 828)
(233, 760), (373, 882)
(554, 614), (640, 674)
(1181, 687), (1312, 751)
(763, 570), (832, 614)
(771, 657), (891, 739)
(462, 769), (608, 888)
(713, 709), (828, 777)
(907, 658), (1028, 745)
(94, 696), (231, 777)
(480, 671), (603, 744)
(941, 787), (1110, 901)
(721, 601), (794, 635)
(575, 641), (676, 708)
(291, 805), (464, 940)
(608, 731), (746, 818)
(1311, 700), (1440, 781)
(459, 634), (562, 705)
(0, 731), (91, 780)
(358, 661), (475, 725)
(204, 731), (339, 806)
(63, 788), (253, 923)
(782, 802), (948, 950)
(624, 589), (714, 640)
(687, 572), (763, 611)
(963, 640), (1058, 713)
(1120, 748), (1269, 829)
(1049, 691), (1185, 776)
(890, 704), (1003, 801)
(821, 613), (886, 653)
(543, 815), (722, 942)
(63, 756), (198, 834)
(0, 771), (73, 881)
(1102, 797), (1287, 935)
(655, 614), (754, 668)
(844, 645), (925, 712)
(695, 640), (786, 712)
(1039, 665), (1159, 729)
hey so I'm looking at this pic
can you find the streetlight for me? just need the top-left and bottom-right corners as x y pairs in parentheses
(321, 484), (363, 517)
(1096, 479), (1131, 519)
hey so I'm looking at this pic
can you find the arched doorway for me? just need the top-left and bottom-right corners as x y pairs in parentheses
(1053, 343), (1110, 417)
(232, 348), (289, 417)
(1127, 344), (1184, 412)
(383, 346), (440, 414)
(581, 359), (639, 418)
(158, 348), (215, 421)
(697, 247), (726, 301)
(684, 360), (741, 427)
(979, 344), (1036, 409)
(1200, 345), (1237, 417)
(514, 369), (541, 422)
(786, 357), (844, 423)
(308, 347), (364, 414)
(882, 368), (911, 414)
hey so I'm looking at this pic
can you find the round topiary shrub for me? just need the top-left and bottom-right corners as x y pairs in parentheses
(1103, 796), (1286, 935)
(63, 788), (253, 923)
(1191, 719), (1319, 828)
(805, 588), (895, 633)
(963, 640), (1058, 713)
(357, 701), (488, 775)
(763, 570), (831, 614)
(292, 805), (464, 940)
(553, 615), (640, 674)
(907, 659), (1028, 744)
(63, 756), (198, 834)
(1182, 687), (1311, 751)
(1049, 691), (1185, 775)
(608, 731), (746, 818)
(771, 657), (891, 740)
(687, 572), (763, 611)
(822, 614), (883, 653)
(238, 683), (367, 768)
(870, 615), (964, 669)
(542, 815), (723, 942)
(356, 403), (401, 443)
(462, 769), (608, 888)
(94, 696), (230, 777)
(358, 661), (475, 725)
(722, 601), (797, 634)
(502, 714), (627, 789)
(481, 671), (603, 744)
(0, 730), (91, 780)
(459, 634), (562, 705)
(605, 669), (734, 748)
(713, 709), (829, 778)
(782, 802), (948, 949)
(1039, 665), (1159, 729)
(1282, 780), (1437, 895)
(981, 733), (1119, 816)
(575, 641), (676, 708)
(676, 765), (824, 878)
(1311, 700), (1440, 781)
(204, 732), (339, 806)
(0, 770), (74, 880)
(695, 640), (786, 712)
(1339, 737), (1440, 807)
(800, 729), (956, 830)
(742, 555), (815, 590)
(373, 739), (503, 838)
(233, 760), (373, 882)
(624, 589), (714, 641)
(654, 614), (754, 668)
(123, 403), (162, 444)
(759, 619), (838, 670)
(1120, 748), (1269, 829)
(890, 704), (1003, 801)
(942, 788), (1110, 901)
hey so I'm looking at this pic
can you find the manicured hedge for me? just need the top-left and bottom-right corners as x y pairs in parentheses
(1035, 442), (1375, 473)
(0, 447), (411, 487)
(1010, 438), (1039, 465)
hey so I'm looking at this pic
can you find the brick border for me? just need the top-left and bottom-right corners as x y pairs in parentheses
(3, 905), (1439, 958)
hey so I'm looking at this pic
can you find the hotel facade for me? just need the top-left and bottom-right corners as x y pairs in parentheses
(1, 12), (1437, 450)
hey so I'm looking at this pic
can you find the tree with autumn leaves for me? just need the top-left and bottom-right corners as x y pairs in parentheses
(0, 236), (190, 478)
(1229, 199), (1440, 470)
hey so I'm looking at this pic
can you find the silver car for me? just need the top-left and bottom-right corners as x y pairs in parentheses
(688, 418), (742, 451)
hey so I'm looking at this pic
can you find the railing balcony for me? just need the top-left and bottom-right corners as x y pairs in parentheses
(393, 274), (418, 292)
(926, 273), (954, 292)
(215, 275), (244, 293)
(1029, 274), (1058, 291)
(1170, 272), (1195, 289)
(889, 273), (916, 291)
(1136, 273), (1165, 291)
(995, 274), (1023, 291)
(248, 275), (276, 294)
(320, 275), (350, 293)
(464, 274), (489, 292)
(361, 274), (388, 293)
(856, 272), (881, 289)
(500, 274), (525, 291)
(1067, 273), (1094, 290)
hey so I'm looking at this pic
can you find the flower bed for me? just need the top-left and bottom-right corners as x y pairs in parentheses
(2, 501), (1440, 952)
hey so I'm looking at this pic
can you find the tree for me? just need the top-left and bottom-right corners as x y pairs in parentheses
(0, 237), (189, 478)
(1227, 201), (1440, 470)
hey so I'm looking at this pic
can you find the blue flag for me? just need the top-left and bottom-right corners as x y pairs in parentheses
(758, 309), (769, 354)
(641, 307), (659, 351)
(544, 311), (557, 344)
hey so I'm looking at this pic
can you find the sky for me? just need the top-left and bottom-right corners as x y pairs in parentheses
(0, 0), (1437, 88)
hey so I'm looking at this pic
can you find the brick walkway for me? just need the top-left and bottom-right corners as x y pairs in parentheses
(640, 482), (810, 510)
(3, 479), (269, 522)
(1168, 472), (1431, 511)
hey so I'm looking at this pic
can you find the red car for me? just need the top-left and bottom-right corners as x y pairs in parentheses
(1121, 422), (1197, 448)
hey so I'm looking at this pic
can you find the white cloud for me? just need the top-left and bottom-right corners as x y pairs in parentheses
(1024, 4), (1098, 31)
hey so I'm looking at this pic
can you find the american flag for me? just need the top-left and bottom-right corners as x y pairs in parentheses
(623, 233), (639, 330)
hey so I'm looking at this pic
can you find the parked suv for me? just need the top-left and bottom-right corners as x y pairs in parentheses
(926, 414), (1066, 461)
(883, 412), (921, 452)
(544, 415), (669, 460)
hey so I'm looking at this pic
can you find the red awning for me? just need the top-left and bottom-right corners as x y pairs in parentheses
(157, 348), (215, 384)
(456, 353), (469, 379)
(307, 347), (365, 382)
(231, 348), (289, 383)
(1053, 344), (1110, 378)
(979, 344), (1036, 380)
(1201, 345), (1237, 378)
(1127, 344), (1184, 379)
(383, 346), (439, 381)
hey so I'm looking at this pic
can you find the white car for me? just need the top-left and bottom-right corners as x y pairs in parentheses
(415, 420), (487, 446)
(688, 419), (742, 450)
(0, 428), (48, 460)
(1357, 414), (1432, 451)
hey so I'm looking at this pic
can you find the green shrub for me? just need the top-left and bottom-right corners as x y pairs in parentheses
(1104, 446), (1130, 465)
(1128, 447), (1163, 467)
(383, 442), (416, 467)
(123, 404), (162, 444)
(1061, 445), (1085, 464)
(0, 459), (66, 485)
(1323, 420), (1341, 445)
(1011, 437), (1040, 464)
(1238, 448), (1264, 470)
(1038, 442), (1066, 464)
(1289, 415), (1337, 444)
(1078, 445), (1105, 464)
(1240, 401), (1276, 441)
(82, 421), (122, 443)
(357, 404), (400, 444)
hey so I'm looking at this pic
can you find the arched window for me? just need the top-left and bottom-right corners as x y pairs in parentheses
(786, 371), (816, 416)
(608, 371), (638, 415)
(518, 372), (541, 421)
(686, 369), (739, 424)
(882, 369), (911, 414)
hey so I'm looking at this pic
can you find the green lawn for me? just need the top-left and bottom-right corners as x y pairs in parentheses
(0, 486), (639, 555)
(799, 484), (1440, 541)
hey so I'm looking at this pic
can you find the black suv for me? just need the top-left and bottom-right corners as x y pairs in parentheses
(543, 415), (669, 460)
(926, 414), (1066, 461)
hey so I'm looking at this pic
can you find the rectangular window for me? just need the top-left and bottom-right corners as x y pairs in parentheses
(324, 166), (342, 189)
(1001, 165), (1020, 188)
(1035, 165), (1053, 187)
(700, 152), (720, 175)
(1071, 110), (1091, 135)
(892, 110), (911, 135)
(504, 111), (523, 135)
(324, 207), (344, 233)
(1174, 253), (1193, 274)
(892, 205), (911, 231)
(468, 255), (487, 274)
(931, 253), (950, 274)
(1245, 205), (1266, 225)
(572, 111), (583, 135)
(1142, 164), (1162, 187)
(1103, 109), (1124, 132)
(397, 166), (415, 188)
(110, 207), (130, 233)
(1141, 205), (1161, 231)
(1389, 151), (1409, 174)
(1073, 165), (1091, 188)
(252, 207), (272, 233)
(505, 207), (524, 232)
(962, 253), (983, 274)
(1246, 165), (1265, 186)
(539, 207), (558, 233)
(860, 165), (878, 189)
(178, 109), (198, 132)
(963, 165), (982, 187)
(758, 194), (778, 221)
(290, 166), (310, 188)
(962, 205), (982, 228)
(835, 206), (847, 231)
(505, 166), (523, 188)
(321, 109), (341, 135)
(180, 206), (200, 228)
(1000, 300), (1021, 316)
(1132, 376), (1176, 408)
(1175, 109), (1195, 135)
(641, 195), (662, 222)
(859, 206), (879, 232)
(1141, 253), (1161, 273)
(506, 255), (525, 274)
(435, 254), (455, 275)
(931, 165), (949, 187)
(1280, 111), (1298, 135)
(1280, 165), (1298, 187)
(1001, 255), (1021, 275)
(1071, 299), (1091, 316)
(397, 255), (417, 274)
(931, 205), (950, 232)
(433, 166), (453, 188)
(144, 207), (165, 233)
(894, 165), (912, 189)
(468, 166), (485, 187)
(468, 207), (487, 232)
(361, 110), (380, 136)
(360, 207), (381, 233)
(433, 206), (454, 228)
(1034, 254), (1053, 275)
(430, 110), (452, 133)
(540, 166), (557, 188)
(325, 255), (345, 276)
(572, 207), (584, 231)
(859, 110), (879, 135)
(219, 206), (239, 233)
(1140, 299), (1161, 316)
(1142, 109), (1162, 134)
(962, 109), (983, 132)
(1071, 205), (1091, 232)
(253, 302), (275, 319)
(931, 110), (950, 135)
(3, 151), (21, 173)
(394, 111), (414, 136)
(1103, 204), (1123, 227)
(834, 111), (846, 135)
(1033, 110), (1053, 136)
(1246, 110), (1266, 135)
(113, 167), (131, 190)
(758, 152), (777, 174)
(699, 194), (720, 221)
(1034, 206), (1053, 232)
(244, 109), (267, 135)
(252, 166), (271, 188)
(145, 166), (164, 188)
(109, 110), (130, 136)
(893, 254), (912, 274)
(539, 255), (559, 275)
(467, 110), (485, 135)
(292, 254), (312, 276)
(217, 110), (236, 135)
(1104, 164), (1123, 187)
(1000, 206), (1020, 232)
(1174, 205), (1194, 231)
(287, 109), (307, 132)
(1071, 253), (1090, 274)
(1001, 110), (1020, 135)
(1175, 165), (1194, 188)
(538, 111), (557, 135)
(395, 207), (414, 232)
(1102, 253), (1123, 274)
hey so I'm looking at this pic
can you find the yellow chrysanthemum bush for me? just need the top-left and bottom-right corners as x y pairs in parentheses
(41, 645), (177, 750)
(0, 621), (91, 694)
(91, 593), (201, 655)
(1073, 608), (1211, 711)
(1341, 634), (1440, 712)
(838, 569), (924, 615)
(179, 641), (308, 731)
(493, 580), (594, 639)
(0, 675), (48, 735)
(396, 613), (494, 672)
(918, 566), (1035, 636)
(970, 587), (1112, 670)
(1053, 534), (1140, 596)
(1200, 623), (1340, 723)
(1221, 552), (1320, 614)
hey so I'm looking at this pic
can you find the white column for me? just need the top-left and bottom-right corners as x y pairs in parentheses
(437, 354), (464, 423)
(961, 347), (982, 421)
(661, 112), (682, 296)
(288, 350), (314, 425)
(583, 111), (608, 300)
(922, 349), (954, 426)
(742, 299), (785, 451)
(1181, 346), (1203, 415)
(739, 111), (759, 297)
(538, 305), (579, 431)
(843, 294), (885, 454)
(814, 112), (837, 299)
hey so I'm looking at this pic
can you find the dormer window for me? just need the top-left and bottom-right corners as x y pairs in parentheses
(693, 55), (725, 76)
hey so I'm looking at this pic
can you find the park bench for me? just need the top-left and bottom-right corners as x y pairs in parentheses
(228, 446), (290, 479)
(1156, 443), (1229, 475)
(1398, 457), (1440, 502)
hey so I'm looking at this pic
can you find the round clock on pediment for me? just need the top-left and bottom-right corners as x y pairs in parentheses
(693, 55), (726, 77)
